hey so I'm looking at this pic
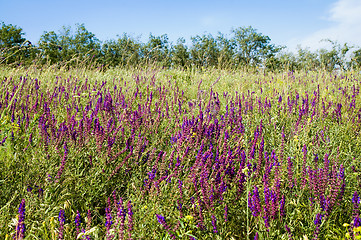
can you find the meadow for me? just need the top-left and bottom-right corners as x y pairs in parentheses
(0, 64), (361, 239)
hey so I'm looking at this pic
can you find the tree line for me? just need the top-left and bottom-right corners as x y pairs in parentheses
(1, 21), (361, 71)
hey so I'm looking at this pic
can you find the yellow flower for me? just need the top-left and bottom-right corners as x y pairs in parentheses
(242, 167), (249, 175)
(343, 223), (350, 227)
(142, 205), (148, 210)
(185, 215), (194, 222)
(50, 217), (54, 222)
(354, 226), (361, 232)
(346, 232), (350, 238)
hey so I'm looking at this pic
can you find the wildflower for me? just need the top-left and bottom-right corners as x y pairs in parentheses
(313, 213), (323, 240)
(155, 214), (177, 240)
(0, 136), (7, 145)
(156, 214), (166, 225)
(56, 142), (68, 181)
(248, 186), (261, 217)
(86, 210), (92, 239)
(242, 167), (249, 175)
(280, 195), (285, 217)
(353, 191), (360, 209)
(127, 201), (133, 239)
(105, 206), (113, 239)
(285, 224), (293, 239)
(75, 210), (81, 237)
(117, 198), (125, 240)
(16, 199), (26, 240)
(211, 215), (217, 233)
(58, 209), (65, 240)
(224, 204), (228, 222)
(184, 215), (194, 223)
(287, 157), (294, 189)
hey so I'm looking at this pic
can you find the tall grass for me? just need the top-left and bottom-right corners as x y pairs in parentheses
(1, 64), (361, 239)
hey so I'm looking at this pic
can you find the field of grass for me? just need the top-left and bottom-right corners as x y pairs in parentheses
(1, 65), (361, 239)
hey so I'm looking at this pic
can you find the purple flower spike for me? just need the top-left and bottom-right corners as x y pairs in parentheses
(314, 213), (323, 226)
(211, 215), (218, 233)
(313, 213), (323, 240)
(127, 201), (133, 240)
(75, 210), (81, 237)
(353, 191), (360, 208)
(16, 199), (26, 240)
(155, 214), (177, 240)
(156, 214), (166, 225)
(58, 209), (65, 240)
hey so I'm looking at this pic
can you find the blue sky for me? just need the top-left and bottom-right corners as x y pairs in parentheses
(1, 0), (361, 51)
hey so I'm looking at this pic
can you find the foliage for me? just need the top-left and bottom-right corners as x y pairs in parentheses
(0, 22), (35, 65)
(101, 34), (142, 67)
(1, 21), (361, 71)
(38, 23), (101, 66)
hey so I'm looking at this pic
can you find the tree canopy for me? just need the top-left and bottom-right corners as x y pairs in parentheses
(1, 21), (361, 71)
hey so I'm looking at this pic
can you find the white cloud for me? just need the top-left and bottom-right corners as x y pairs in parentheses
(287, 0), (361, 51)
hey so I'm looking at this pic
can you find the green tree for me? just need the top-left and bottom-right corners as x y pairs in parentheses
(0, 22), (34, 65)
(190, 33), (219, 68)
(101, 34), (142, 67)
(295, 46), (320, 70)
(274, 51), (299, 71)
(350, 48), (361, 69)
(216, 32), (235, 69)
(317, 39), (351, 71)
(38, 24), (101, 66)
(171, 37), (190, 68)
(231, 26), (282, 68)
(142, 34), (171, 67)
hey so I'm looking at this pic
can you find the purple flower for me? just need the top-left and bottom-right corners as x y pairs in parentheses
(285, 224), (293, 239)
(75, 210), (81, 237)
(353, 191), (360, 209)
(56, 142), (68, 180)
(127, 201), (133, 239)
(211, 215), (217, 233)
(314, 213), (323, 226)
(287, 157), (294, 189)
(156, 214), (166, 225)
(155, 214), (177, 240)
(58, 209), (65, 240)
(313, 213), (323, 240)
(0, 136), (7, 145)
(355, 215), (361, 228)
(117, 198), (125, 239)
(105, 206), (113, 238)
(280, 195), (285, 217)
(248, 186), (262, 217)
(224, 204), (228, 222)
(16, 199), (26, 239)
